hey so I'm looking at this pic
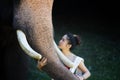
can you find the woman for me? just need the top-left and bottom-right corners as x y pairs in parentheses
(37, 33), (91, 80)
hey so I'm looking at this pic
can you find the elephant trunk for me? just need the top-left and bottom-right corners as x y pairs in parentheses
(13, 0), (79, 80)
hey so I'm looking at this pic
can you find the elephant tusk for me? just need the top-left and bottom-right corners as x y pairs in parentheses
(16, 30), (42, 60)
(53, 41), (74, 68)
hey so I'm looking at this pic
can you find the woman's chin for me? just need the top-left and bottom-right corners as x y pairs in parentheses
(58, 46), (62, 49)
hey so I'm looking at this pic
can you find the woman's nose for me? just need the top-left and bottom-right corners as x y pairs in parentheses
(59, 40), (62, 43)
(59, 40), (62, 44)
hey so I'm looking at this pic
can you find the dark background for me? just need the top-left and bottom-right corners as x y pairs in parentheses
(0, 0), (120, 80)
(52, 0), (119, 37)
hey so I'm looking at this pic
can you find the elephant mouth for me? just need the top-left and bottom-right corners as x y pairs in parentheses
(16, 30), (74, 68)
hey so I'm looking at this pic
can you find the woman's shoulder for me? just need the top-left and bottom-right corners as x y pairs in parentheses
(71, 53), (84, 62)
(75, 56), (84, 62)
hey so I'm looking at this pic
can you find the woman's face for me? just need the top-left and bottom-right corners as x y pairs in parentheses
(58, 35), (70, 50)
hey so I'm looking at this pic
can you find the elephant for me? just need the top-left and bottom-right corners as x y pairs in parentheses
(13, 0), (80, 80)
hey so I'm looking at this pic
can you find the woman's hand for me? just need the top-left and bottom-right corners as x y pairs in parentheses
(37, 57), (47, 70)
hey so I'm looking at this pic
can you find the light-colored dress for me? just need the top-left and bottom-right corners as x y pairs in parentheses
(51, 56), (84, 80)
(70, 56), (84, 76)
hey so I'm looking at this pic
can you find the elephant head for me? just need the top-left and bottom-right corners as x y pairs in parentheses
(13, 0), (79, 80)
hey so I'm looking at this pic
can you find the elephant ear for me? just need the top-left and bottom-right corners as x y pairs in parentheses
(53, 41), (74, 68)
(16, 30), (42, 60)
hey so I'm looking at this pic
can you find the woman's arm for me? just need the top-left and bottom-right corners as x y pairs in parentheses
(78, 61), (91, 79)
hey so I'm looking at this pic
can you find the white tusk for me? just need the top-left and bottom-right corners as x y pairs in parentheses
(16, 30), (42, 60)
(53, 41), (74, 68)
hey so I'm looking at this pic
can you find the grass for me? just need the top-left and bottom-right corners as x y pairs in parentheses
(27, 16), (120, 80)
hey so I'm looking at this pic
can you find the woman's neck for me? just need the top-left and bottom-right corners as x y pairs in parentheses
(62, 49), (71, 56)
(61, 49), (75, 61)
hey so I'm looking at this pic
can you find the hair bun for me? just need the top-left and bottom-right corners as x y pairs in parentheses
(73, 34), (81, 45)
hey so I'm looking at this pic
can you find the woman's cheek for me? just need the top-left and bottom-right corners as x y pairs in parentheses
(58, 44), (64, 49)
(58, 44), (62, 48)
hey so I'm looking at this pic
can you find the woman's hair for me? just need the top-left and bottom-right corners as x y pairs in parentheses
(66, 32), (81, 50)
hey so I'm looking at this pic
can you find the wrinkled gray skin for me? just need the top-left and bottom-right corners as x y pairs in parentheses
(13, 0), (79, 80)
